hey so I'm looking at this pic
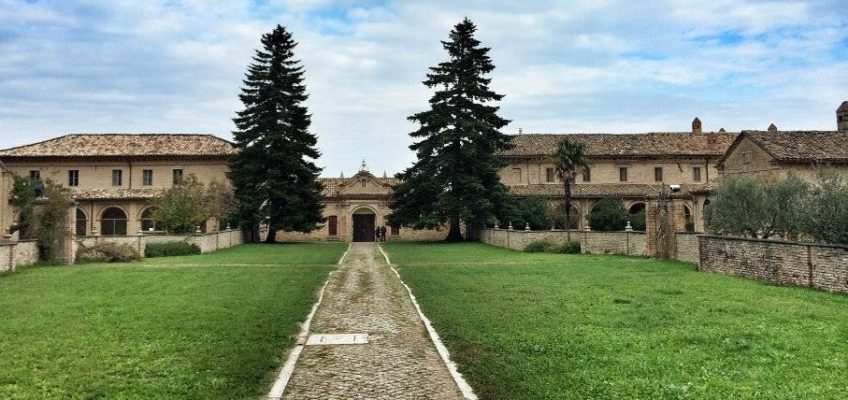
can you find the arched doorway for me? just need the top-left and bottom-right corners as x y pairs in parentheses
(628, 203), (646, 231)
(352, 208), (376, 242)
(76, 209), (88, 237)
(101, 207), (128, 236)
(139, 207), (158, 232)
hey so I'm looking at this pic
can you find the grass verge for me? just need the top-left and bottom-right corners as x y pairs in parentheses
(385, 242), (848, 400)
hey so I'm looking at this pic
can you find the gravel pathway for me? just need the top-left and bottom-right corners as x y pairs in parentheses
(280, 242), (465, 400)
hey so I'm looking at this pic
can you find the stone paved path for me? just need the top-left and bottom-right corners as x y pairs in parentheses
(281, 243), (465, 400)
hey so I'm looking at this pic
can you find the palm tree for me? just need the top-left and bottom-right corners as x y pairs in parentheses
(553, 137), (590, 240)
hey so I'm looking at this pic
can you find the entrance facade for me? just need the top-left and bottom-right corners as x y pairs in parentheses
(352, 211), (376, 242)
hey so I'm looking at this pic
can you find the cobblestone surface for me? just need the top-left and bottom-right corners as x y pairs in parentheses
(281, 243), (464, 400)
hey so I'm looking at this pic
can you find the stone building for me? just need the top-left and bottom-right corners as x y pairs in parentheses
(0, 134), (235, 237)
(718, 129), (848, 182)
(499, 121), (738, 232)
(275, 167), (449, 242)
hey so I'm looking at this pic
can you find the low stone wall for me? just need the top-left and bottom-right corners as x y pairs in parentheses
(699, 235), (848, 294)
(77, 230), (244, 259)
(479, 229), (647, 256)
(0, 240), (39, 273)
(674, 233), (701, 265)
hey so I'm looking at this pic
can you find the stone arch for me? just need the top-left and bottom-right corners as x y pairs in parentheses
(350, 206), (378, 242)
(75, 208), (88, 237)
(682, 204), (694, 232)
(139, 206), (159, 233)
(100, 206), (128, 236)
(627, 202), (647, 231)
(702, 199), (712, 231)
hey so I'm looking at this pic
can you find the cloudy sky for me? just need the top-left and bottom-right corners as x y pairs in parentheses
(1, 0), (847, 176)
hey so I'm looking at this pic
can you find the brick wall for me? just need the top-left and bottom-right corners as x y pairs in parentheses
(674, 233), (701, 264)
(479, 228), (647, 255)
(0, 240), (40, 273)
(76, 229), (244, 260)
(699, 235), (848, 294)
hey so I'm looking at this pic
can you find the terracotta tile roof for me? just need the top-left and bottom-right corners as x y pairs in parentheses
(0, 134), (236, 158)
(838, 101), (848, 112)
(500, 132), (737, 159)
(741, 130), (848, 163)
(70, 187), (164, 201)
(509, 183), (708, 198)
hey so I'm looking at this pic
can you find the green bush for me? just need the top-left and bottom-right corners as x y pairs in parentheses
(549, 241), (581, 254)
(77, 242), (141, 263)
(524, 240), (554, 253)
(145, 242), (201, 258)
(524, 240), (581, 254)
(589, 197), (628, 231)
(630, 210), (646, 231)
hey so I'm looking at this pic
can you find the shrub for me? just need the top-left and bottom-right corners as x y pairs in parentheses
(505, 196), (550, 230)
(524, 240), (554, 253)
(76, 243), (141, 263)
(524, 240), (581, 254)
(630, 210), (646, 231)
(588, 197), (628, 231)
(145, 242), (201, 258)
(549, 241), (581, 254)
(802, 170), (848, 244)
(706, 175), (808, 239)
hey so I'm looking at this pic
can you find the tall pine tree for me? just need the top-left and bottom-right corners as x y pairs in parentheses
(389, 18), (511, 241)
(229, 25), (324, 243)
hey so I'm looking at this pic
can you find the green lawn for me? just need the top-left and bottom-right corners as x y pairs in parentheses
(385, 242), (848, 400)
(0, 242), (347, 400)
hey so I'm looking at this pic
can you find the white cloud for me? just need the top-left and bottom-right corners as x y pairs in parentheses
(0, 0), (846, 176)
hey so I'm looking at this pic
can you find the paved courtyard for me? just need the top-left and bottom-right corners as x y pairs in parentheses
(280, 243), (465, 400)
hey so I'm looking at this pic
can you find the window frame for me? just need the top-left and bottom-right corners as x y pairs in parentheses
(692, 167), (702, 182)
(111, 169), (123, 187)
(582, 167), (591, 182)
(68, 170), (79, 187)
(545, 168), (556, 183)
(142, 169), (153, 186)
(619, 167), (628, 182)
(654, 167), (663, 182)
(172, 169), (184, 185)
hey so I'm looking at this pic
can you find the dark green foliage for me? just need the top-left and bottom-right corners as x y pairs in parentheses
(10, 177), (72, 262)
(706, 175), (809, 239)
(588, 197), (628, 231)
(523, 240), (553, 253)
(552, 137), (589, 240)
(630, 210), (647, 231)
(800, 170), (848, 244)
(550, 241), (581, 254)
(685, 221), (696, 232)
(152, 176), (236, 234)
(524, 240), (581, 254)
(76, 243), (140, 263)
(504, 196), (549, 230)
(388, 18), (511, 241)
(144, 242), (201, 258)
(229, 24), (324, 242)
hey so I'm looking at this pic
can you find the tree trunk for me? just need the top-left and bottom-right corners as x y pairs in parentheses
(265, 227), (277, 243)
(445, 216), (463, 242)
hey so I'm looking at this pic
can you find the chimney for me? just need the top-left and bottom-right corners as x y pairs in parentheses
(838, 101), (848, 131)
(518, 128), (523, 135)
(691, 117), (702, 135)
(768, 123), (778, 133)
(718, 128), (726, 133)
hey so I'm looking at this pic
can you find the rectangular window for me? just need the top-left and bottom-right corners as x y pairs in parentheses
(112, 170), (122, 186)
(172, 169), (183, 185)
(654, 167), (663, 182)
(142, 169), (153, 186)
(582, 168), (591, 182)
(68, 170), (79, 187)
(511, 168), (522, 183)
(742, 151), (753, 164)
(619, 167), (628, 182)
(545, 168), (556, 183)
(327, 216), (338, 236)
(693, 167), (702, 182)
(29, 170), (40, 180)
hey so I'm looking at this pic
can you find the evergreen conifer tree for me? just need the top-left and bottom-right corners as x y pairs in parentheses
(389, 18), (511, 241)
(229, 25), (324, 243)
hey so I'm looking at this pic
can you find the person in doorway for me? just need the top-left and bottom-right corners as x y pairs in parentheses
(380, 225), (387, 242)
(374, 227), (381, 242)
